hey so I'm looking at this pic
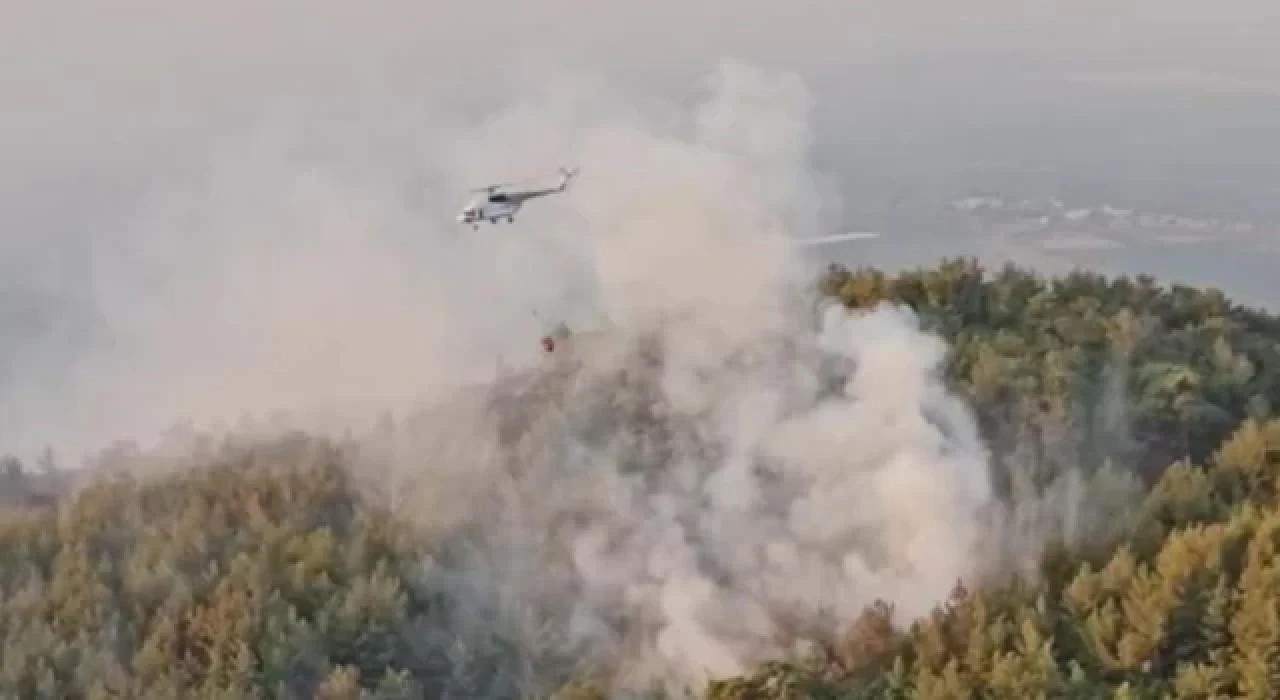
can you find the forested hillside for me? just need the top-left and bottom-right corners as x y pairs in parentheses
(3, 257), (1280, 698)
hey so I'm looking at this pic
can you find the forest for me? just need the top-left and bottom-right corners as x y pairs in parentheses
(2, 257), (1280, 698)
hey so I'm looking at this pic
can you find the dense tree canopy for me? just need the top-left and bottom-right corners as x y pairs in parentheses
(4, 257), (1280, 698)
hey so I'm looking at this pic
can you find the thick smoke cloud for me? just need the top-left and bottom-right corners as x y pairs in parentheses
(324, 62), (1011, 694)
(354, 299), (1005, 694)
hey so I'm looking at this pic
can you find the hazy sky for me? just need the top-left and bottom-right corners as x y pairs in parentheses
(7, 1), (1280, 218)
(7, 1), (1280, 161)
(4, 1), (1280, 458)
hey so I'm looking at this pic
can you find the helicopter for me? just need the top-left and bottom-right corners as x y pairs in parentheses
(457, 167), (579, 229)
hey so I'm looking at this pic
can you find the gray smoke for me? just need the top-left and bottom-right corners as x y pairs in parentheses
(348, 295), (1003, 695)
(337, 62), (1005, 694)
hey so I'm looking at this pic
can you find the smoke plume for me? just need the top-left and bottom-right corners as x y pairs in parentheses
(347, 61), (1001, 694)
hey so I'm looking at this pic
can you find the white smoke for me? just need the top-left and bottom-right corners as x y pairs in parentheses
(348, 294), (1001, 695)
(346, 61), (1001, 694)
(549, 302), (994, 689)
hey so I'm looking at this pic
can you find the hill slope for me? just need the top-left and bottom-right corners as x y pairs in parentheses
(2, 258), (1280, 698)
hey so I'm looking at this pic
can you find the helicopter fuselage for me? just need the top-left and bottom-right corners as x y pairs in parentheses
(457, 194), (523, 227)
(456, 169), (576, 229)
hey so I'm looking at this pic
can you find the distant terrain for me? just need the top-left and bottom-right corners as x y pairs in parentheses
(810, 166), (1280, 311)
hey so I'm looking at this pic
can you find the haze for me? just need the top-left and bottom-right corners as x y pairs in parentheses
(8, 2), (1280, 269)
(4, 0), (1280, 460)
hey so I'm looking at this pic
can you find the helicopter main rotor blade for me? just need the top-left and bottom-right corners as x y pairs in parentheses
(791, 232), (883, 247)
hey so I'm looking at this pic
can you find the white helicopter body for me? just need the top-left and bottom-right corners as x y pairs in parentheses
(457, 167), (579, 229)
